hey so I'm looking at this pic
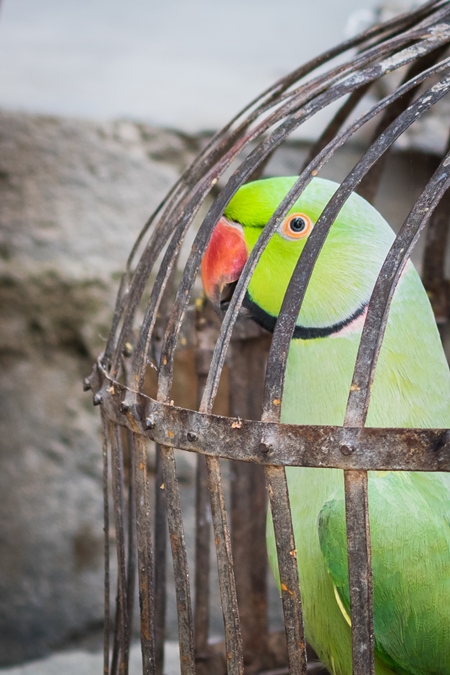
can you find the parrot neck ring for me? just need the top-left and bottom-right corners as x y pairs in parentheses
(242, 292), (369, 340)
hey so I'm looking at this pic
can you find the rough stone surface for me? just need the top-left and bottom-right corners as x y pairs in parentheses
(0, 110), (199, 666)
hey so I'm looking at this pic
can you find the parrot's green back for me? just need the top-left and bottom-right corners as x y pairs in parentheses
(223, 177), (450, 675)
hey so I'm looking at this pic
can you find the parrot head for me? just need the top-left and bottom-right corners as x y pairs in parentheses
(201, 176), (395, 337)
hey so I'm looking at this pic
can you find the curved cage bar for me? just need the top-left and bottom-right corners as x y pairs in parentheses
(86, 3), (450, 674)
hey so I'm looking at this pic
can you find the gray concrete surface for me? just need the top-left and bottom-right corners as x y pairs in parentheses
(0, 0), (384, 132)
(0, 642), (180, 675)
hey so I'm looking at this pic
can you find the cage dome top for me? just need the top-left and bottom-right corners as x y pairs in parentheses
(88, 0), (450, 454)
(86, 4), (450, 674)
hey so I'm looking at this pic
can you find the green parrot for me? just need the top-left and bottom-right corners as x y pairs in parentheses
(201, 176), (450, 675)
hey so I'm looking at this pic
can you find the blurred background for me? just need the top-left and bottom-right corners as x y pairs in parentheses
(0, 0), (384, 131)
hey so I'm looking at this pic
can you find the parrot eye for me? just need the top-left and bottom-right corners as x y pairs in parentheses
(290, 217), (307, 232)
(279, 212), (313, 240)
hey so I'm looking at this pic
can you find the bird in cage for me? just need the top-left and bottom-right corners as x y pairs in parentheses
(201, 176), (450, 675)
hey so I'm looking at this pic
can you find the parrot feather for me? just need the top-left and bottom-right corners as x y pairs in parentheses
(202, 176), (450, 675)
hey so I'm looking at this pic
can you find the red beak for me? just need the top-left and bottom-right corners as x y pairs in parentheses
(201, 217), (248, 308)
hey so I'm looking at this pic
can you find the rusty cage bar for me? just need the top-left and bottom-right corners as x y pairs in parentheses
(86, 2), (450, 674)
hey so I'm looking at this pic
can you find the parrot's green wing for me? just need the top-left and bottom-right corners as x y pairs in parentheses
(318, 471), (450, 675)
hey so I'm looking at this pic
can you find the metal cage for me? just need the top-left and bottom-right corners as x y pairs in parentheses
(86, 2), (450, 673)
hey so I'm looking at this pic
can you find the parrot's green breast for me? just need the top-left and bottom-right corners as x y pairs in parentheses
(274, 258), (450, 675)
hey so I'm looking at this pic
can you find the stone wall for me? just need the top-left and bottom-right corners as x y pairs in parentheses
(0, 110), (201, 665)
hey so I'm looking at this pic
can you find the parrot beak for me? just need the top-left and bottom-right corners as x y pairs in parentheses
(201, 217), (248, 310)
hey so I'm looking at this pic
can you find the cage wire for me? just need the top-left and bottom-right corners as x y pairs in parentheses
(86, 2), (450, 674)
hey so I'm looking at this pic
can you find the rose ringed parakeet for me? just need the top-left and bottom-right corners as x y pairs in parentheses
(201, 176), (450, 675)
